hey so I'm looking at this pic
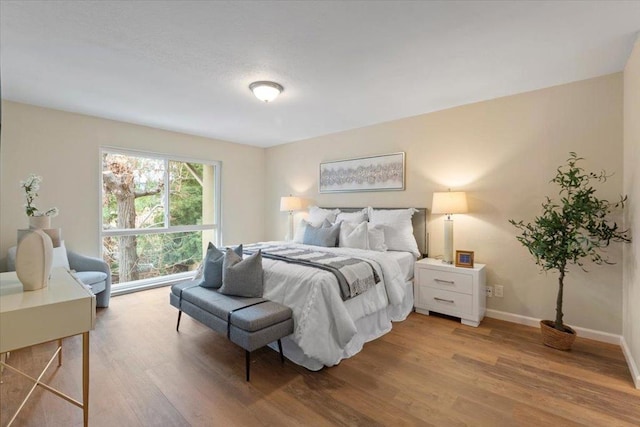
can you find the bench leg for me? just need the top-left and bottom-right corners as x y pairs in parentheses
(278, 339), (285, 364)
(245, 350), (251, 382)
(176, 311), (182, 332)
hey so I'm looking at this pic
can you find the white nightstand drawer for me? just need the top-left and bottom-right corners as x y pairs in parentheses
(418, 268), (473, 295)
(414, 258), (486, 327)
(421, 287), (473, 316)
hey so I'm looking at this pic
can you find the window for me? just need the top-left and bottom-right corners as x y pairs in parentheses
(101, 148), (221, 291)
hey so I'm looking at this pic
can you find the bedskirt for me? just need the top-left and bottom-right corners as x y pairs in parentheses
(269, 280), (414, 371)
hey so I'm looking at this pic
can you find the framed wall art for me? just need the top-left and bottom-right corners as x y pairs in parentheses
(319, 152), (405, 193)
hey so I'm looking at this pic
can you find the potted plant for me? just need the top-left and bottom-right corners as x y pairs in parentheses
(509, 152), (630, 350)
(21, 174), (59, 229)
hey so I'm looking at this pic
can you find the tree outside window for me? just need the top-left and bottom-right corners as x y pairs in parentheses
(101, 150), (220, 287)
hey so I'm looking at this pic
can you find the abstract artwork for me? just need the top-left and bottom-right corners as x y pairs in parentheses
(319, 152), (405, 193)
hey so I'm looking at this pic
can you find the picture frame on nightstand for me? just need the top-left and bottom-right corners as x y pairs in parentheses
(455, 250), (474, 268)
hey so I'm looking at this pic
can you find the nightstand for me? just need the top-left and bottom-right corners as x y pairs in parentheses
(414, 258), (486, 327)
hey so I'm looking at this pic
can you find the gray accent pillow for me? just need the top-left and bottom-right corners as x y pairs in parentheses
(219, 249), (264, 298)
(199, 243), (243, 289)
(294, 218), (333, 243)
(303, 221), (341, 247)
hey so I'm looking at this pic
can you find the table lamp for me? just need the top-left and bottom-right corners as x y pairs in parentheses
(280, 195), (303, 241)
(431, 190), (468, 264)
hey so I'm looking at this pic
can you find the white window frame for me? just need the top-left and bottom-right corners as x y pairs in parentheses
(99, 147), (222, 293)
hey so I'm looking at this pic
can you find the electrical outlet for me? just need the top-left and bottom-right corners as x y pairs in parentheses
(486, 286), (493, 298)
(494, 285), (504, 298)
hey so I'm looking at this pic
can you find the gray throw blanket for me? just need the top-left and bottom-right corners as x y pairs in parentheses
(244, 243), (380, 301)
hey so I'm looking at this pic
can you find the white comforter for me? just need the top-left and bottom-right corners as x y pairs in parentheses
(259, 242), (408, 367)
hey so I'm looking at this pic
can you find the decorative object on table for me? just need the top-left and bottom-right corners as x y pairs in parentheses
(280, 195), (303, 241)
(20, 174), (59, 229)
(455, 250), (474, 268)
(28, 215), (51, 229)
(18, 228), (62, 248)
(319, 152), (405, 193)
(15, 229), (54, 291)
(510, 152), (631, 351)
(431, 190), (468, 264)
(7, 244), (113, 307)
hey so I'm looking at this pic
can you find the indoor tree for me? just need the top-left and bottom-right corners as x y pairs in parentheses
(510, 152), (630, 334)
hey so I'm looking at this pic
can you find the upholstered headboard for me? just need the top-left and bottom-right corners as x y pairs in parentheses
(321, 207), (428, 257)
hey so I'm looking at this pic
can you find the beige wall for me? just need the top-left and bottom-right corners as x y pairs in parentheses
(265, 73), (625, 334)
(0, 101), (265, 262)
(623, 37), (640, 387)
(0, 74), (629, 338)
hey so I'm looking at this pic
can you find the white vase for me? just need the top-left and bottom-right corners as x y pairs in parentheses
(15, 229), (54, 291)
(29, 215), (51, 229)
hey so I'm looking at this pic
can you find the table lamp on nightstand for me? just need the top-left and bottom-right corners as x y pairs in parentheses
(431, 190), (468, 264)
(280, 195), (303, 241)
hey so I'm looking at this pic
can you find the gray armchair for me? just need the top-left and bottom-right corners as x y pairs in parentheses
(7, 246), (111, 307)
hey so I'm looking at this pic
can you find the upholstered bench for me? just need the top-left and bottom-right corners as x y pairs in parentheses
(170, 280), (294, 381)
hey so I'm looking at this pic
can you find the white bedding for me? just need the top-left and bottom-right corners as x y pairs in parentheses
(386, 250), (415, 282)
(259, 242), (413, 369)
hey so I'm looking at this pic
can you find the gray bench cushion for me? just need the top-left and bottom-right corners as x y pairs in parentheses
(229, 319), (294, 352)
(181, 286), (265, 321)
(180, 300), (229, 337)
(172, 280), (199, 297)
(230, 301), (293, 332)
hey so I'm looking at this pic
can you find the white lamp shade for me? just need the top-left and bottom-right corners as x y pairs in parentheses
(250, 81), (283, 103)
(280, 196), (302, 212)
(431, 191), (468, 215)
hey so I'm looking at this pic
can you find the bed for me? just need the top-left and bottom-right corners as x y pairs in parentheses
(252, 207), (427, 371)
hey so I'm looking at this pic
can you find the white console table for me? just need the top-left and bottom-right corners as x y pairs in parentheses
(0, 268), (96, 426)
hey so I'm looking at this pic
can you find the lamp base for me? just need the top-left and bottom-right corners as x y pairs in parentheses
(443, 219), (454, 264)
(286, 212), (294, 242)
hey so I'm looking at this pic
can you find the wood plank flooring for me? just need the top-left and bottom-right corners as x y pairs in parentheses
(1, 286), (638, 426)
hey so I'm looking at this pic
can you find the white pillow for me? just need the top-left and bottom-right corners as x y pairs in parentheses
(380, 222), (420, 257)
(52, 241), (70, 269)
(367, 207), (417, 224)
(335, 208), (367, 224)
(308, 206), (340, 224)
(367, 207), (420, 257)
(293, 219), (310, 243)
(339, 221), (368, 250)
(367, 224), (387, 252)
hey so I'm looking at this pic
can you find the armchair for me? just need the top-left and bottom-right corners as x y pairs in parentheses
(7, 245), (111, 307)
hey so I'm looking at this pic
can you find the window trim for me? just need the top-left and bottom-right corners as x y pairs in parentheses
(99, 146), (222, 291)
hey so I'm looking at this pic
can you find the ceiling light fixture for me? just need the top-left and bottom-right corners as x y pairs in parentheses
(249, 81), (284, 103)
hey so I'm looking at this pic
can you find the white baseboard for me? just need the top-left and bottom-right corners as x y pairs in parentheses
(484, 309), (621, 345)
(621, 336), (640, 389)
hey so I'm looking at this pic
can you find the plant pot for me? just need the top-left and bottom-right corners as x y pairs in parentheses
(540, 320), (576, 351)
(29, 215), (51, 229)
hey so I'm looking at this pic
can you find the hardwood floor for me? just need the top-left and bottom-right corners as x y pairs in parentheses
(1, 286), (638, 426)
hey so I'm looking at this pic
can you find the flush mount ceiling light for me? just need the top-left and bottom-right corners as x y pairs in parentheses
(249, 81), (284, 103)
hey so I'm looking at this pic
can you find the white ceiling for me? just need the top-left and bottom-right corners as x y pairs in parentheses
(1, 1), (639, 148)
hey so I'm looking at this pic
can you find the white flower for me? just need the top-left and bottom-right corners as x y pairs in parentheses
(20, 174), (58, 217)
